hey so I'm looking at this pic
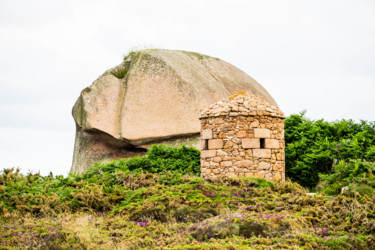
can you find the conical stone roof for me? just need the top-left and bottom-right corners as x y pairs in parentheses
(200, 92), (285, 118)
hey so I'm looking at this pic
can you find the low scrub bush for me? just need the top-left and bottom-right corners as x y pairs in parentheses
(1, 166), (374, 249)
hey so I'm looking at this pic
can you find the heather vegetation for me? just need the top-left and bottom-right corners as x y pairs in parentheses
(1, 114), (375, 249)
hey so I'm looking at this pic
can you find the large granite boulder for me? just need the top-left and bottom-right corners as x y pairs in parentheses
(70, 49), (278, 173)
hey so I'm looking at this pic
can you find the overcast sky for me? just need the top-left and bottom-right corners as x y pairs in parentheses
(1, 0), (374, 176)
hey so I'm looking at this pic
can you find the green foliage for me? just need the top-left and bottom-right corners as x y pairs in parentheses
(84, 144), (200, 182)
(2, 124), (375, 248)
(285, 111), (375, 188)
(1, 165), (374, 248)
(110, 67), (128, 79)
(0, 145), (201, 216)
(318, 160), (375, 195)
(353, 184), (374, 196)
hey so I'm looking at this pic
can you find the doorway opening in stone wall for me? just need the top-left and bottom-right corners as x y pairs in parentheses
(260, 138), (265, 149)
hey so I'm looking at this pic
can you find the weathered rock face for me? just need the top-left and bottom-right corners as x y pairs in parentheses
(70, 49), (278, 173)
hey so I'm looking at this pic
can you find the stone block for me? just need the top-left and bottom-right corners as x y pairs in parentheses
(254, 128), (271, 138)
(201, 150), (216, 158)
(265, 139), (279, 149)
(266, 122), (273, 128)
(272, 162), (284, 171)
(220, 161), (233, 167)
(273, 172), (282, 182)
(200, 140), (208, 150)
(253, 149), (271, 158)
(217, 150), (228, 156)
(276, 153), (284, 161)
(210, 161), (219, 166)
(215, 118), (224, 124)
(201, 160), (210, 167)
(218, 132), (226, 138)
(213, 157), (222, 163)
(201, 129), (213, 139)
(242, 138), (260, 149)
(224, 141), (233, 149)
(227, 172), (237, 177)
(254, 172), (265, 178)
(250, 120), (259, 128)
(237, 131), (247, 137)
(213, 169), (220, 174)
(223, 156), (234, 161)
(245, 172), (254, 177)
(234, 160), (252, 167)
(265, 172), (273, 180)
(208, 139), (224, 149)
(258, 162), (271, 170)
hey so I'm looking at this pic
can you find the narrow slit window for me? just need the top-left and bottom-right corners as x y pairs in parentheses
(203, 139), (208, 150)
(260, 138), (265, 149)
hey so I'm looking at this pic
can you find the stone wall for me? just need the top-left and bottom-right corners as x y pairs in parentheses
(200, 115), (285, 182)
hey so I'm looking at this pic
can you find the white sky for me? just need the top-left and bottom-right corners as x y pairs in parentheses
(1, 0), (374, 176)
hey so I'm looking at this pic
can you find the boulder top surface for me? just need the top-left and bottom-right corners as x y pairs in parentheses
(72, 49), (279, 147)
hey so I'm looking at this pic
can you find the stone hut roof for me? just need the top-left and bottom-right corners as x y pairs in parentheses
(200, 92), (285, 119)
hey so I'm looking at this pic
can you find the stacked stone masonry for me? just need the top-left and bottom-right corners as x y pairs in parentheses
(200, 92), (285, 182)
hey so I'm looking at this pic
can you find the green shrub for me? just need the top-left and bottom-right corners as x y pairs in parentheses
(318, 160), (375, 195)
(352, 184), (374, 196)
(80, 144), (200, 185)
(285, 111), (375, 188)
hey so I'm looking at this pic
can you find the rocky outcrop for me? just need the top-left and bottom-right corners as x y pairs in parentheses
(70, 49), (278, 173)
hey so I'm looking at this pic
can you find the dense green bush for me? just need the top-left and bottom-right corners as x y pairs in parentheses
(80, 144), (200, 184)
(285, 111), (375, 188)
(318, 159), (375, 195)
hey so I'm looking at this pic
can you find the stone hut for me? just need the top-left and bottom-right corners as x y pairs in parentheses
(199, 92), (285, 182)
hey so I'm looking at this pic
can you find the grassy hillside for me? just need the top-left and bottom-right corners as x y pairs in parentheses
(1, 114), (375, 249)
(1, 169), (374, 249)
